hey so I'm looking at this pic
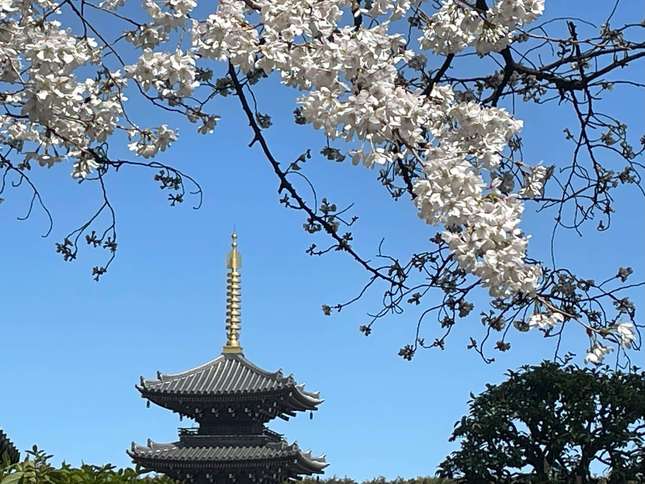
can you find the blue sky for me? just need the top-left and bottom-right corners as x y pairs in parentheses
(1, 1), (644, 481)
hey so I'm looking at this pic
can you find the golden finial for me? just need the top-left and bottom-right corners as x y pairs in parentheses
(223, 231), (243, 354)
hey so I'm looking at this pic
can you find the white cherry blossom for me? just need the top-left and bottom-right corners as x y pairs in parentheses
(192, 0), (259, 73)
(128, 125), (177, 158)
(127, 50), (199, 98)
(528, 312), (564, 330)
(419, 0), (482, 55)
(585, 343), (612, 365)
(420, 0), (545, 55)
(615, 322), (636, 348)
(520, 165), (549, 198)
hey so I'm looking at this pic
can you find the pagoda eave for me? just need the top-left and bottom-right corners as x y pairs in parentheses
(138, 387), (321, 421)
(137, 353), (322, 418)
(128, 440), (327, 481)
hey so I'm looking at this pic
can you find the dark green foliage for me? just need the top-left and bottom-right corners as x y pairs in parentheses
(0, 430), (19, 469)
(437, 362), (645, 483)
(0, 447), (177, 484)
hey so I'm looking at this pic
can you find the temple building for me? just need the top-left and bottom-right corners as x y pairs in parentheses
(128, 233), (327, 483)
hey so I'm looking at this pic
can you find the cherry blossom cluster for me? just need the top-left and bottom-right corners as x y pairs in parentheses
(128, 125), (177, 158)
(585, 343), (611, 365)
(192, 0), (259, 73)
(615, 322), (636, 348)
(207, 0), (556, 317)
(196, 0), (632, 364)
(293, 40), (420, 151)
(520, 164), (549, 198)
(528, 311), (564, 330)
(0, 0), (554, 303)
(420, 0), (545, 55)
(0, 2), (126, 178)
(414, 149), (542, 298)
(364, 0), (412, 19)
(585, 322), (636, 364)
(126, 50), (199, 98)
(123, 0), (196, 48)
(125, 0), (544, 327)
(4, 0), (201, 172)
(196, 0), (543, 301)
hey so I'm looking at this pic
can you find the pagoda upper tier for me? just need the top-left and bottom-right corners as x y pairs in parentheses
(137, 352), (322, 422)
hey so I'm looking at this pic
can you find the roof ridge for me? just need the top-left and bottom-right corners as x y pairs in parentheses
(230, 354), (288, 381)
(148, 353), (291, 383)
(138, 353), (323, 412)
(152, 354), (227, 380)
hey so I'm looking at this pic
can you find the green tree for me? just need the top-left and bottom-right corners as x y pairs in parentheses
(437, 362), (645, 483)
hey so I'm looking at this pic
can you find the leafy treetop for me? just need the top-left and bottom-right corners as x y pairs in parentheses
(438, 361), (645, 483)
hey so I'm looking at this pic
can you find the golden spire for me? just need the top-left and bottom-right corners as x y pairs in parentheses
(223, 231), (243, 354)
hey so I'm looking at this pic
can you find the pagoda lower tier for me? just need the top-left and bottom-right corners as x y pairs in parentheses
(129, 429), (326, 483)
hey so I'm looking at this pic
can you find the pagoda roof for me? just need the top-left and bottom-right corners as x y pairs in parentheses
(128, 440), (327, 475)
(138, 353), (322, 409)
(0, 429), (20, 465)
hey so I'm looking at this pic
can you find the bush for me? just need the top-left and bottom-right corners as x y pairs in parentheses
(0, 447), (176, 484)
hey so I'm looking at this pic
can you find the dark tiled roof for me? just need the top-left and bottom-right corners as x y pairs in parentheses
(129, 440), (327, 473)
(0, 429), (19, 465)
(138, 353), (321, 407)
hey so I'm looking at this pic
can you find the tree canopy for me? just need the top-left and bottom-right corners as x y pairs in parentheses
(1, 0), (643, 363)
(437, 362), (645, 483)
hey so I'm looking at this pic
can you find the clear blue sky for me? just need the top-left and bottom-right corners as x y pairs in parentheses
(1, 2), (643, 481)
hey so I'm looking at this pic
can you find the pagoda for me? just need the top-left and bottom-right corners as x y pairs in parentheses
(128, 233), (327, 484)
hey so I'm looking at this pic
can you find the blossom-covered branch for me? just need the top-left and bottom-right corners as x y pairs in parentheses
(1, 0), (643, 365)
